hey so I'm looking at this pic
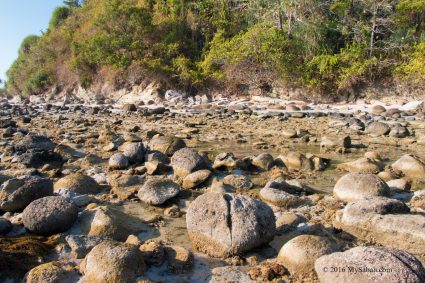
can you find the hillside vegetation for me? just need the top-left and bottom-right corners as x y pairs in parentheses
(6, 0), (425, 99)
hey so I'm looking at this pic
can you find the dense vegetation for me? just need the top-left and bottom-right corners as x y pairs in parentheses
(5, 0), (425, 98)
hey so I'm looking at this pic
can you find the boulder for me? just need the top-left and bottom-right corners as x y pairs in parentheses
(0, 177), (53, 212)
(108, 153), (129, 170)
(148, 135), (186, 156)
(182, 169), (211, 189)
(365, 122), (390, 137)
(16, 150), (64, 169)
(277, 235), (338, 273)
(54, 173), (101, 195)
(186, 193), (275, 258)
(387, 178), (410, 192)
(334, 197), (425, 255)
(14, 134), (55, 153)
(392, 154), (425, 180)
(121, 142), (145, 163)
(78, 206), (146, 241)
(371, 105), (386, 114)
(333, 173), (390, 202)
(315, 247), (425, 283)
(65, 235), (106, 258)
(259, 179), (306, 209)
(213, 152), (242, 170)
(171, 148), (209, 178)
(26, 261), (80, 283)
(137, 176), (180, 205)
(145, 161), (171, 175)
(337, 158), (383, 174)
(81, 241), (145, 283)
(389, 124), (409, 138)
(277, 152), (313, 171)
(251, 153), (274, 171)
(320, 135), (351, 152)
(22, 196), (78, 235)
(222, 174), (253, 190)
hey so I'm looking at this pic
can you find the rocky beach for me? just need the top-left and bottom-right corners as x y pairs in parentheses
(1, 94), (425, 282)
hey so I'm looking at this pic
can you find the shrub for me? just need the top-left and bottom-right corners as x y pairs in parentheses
(49, 6), (71, 30)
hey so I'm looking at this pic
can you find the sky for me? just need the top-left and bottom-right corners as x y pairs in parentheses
(0, 0), (64, 87)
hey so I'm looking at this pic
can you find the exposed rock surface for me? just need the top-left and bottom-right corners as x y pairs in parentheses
(0, 177), (53, 212)
(278, 235), (339, 273)
(334, 197), (425, 255)
(22, 196), (78, 235)
(186, 192), (275, 258)
(148, 135), (186, 156)
(137, 176), (180, 205)
(392, 154), (425, 180)
(171, 148), (209, 178)
(333, 173), (390, 202)
(81, 241), (145, 283)
(315, 247), (425, 283)
(54, 173), (101, 194)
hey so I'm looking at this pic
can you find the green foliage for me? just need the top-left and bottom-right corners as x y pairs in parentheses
(24, 70), (52, 95)
(49, 6), (71, 30)
(19, 35), (39, 55)
(201, 25), (299, 80)
(396, 42), (425, 83)
(306, 44), (378, 91)
(73, 0), (153, 68)
(6, 0), (425, 97)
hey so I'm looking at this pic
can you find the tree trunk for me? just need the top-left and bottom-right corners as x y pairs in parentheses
(369, 0), (377, 57)
(277, 0), (283, 31)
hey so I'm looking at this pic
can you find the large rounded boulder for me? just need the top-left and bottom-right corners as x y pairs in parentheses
(315, 246), (425, 283)
(0, 177), (53, 212)
(54, 173), (101, 195)
(277, 235), (339, 274)
(22, 196), (78, 235)
(333, 173), (390, 202)
(137, 176), (180, 205)
(171, 148), (209, 179)
(186, 193), (275, 258)
(365, 122), (391, 137)
(80, 241), (145, 283)
(392, 154), (425, 180)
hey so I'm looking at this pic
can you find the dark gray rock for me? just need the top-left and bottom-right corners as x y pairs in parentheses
(0, 177), (54, 212)
(22, 196), (78, 235)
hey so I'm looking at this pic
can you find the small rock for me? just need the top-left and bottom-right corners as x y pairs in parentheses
(182, 169), (211, 189)
(137, 176), (180, 205)
(109, 153), (129, 170)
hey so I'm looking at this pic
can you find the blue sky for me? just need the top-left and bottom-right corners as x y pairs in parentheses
(0, 0), (64, 87)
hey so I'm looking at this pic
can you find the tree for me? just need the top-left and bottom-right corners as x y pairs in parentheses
(63, 0), (82, 8)
(49, 6), (71, 30)
(396, 0), (425, 37)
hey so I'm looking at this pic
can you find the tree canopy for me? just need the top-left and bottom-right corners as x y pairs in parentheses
(6, 0), (425, 97)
